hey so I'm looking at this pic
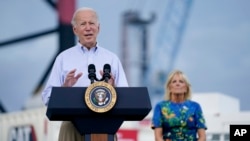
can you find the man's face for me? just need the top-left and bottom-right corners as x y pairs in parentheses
(73, 10), (100, 48)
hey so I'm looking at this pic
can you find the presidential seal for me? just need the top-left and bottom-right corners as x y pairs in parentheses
(84, 81), (117, 113)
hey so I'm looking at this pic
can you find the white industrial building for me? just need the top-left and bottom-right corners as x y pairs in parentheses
(192, 92), (250, 141)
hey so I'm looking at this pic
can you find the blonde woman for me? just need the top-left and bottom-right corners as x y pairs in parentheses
(152, 70), (207, 141)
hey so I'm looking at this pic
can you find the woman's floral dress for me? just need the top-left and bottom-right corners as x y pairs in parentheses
(152, 100), (207, 141)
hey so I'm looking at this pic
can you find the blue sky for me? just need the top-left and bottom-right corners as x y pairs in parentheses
(0, 0), (250, 112)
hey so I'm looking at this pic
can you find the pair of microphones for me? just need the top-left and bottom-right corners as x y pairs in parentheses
(88, 64), (111, 84)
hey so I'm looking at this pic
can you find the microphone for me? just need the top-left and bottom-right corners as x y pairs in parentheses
(88, 64), (97, 84)
(102, 64), (111, 82)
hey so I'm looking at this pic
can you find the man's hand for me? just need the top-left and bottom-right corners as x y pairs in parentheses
(63, 69), (83, 87)
(99, 70), (115, 86)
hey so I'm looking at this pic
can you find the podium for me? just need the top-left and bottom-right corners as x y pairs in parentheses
(46, 87), (152, 141)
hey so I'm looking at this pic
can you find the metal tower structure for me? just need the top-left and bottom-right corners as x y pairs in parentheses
(146, 0), (193, 98)
(0, 0), (76, 95)
(121, 11), (155, 86)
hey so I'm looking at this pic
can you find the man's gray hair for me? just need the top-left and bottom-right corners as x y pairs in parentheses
(71, 7), (99, 26)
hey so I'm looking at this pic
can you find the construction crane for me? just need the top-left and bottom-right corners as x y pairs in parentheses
(147, 0), (193, 101)
(120, 0), (193, 103)
(0, 0), (76, 111)
(121, 0), (193, 99)
(0, 0), (76, 95)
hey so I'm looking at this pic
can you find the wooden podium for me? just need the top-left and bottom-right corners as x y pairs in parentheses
(46, 87), (152, 141)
